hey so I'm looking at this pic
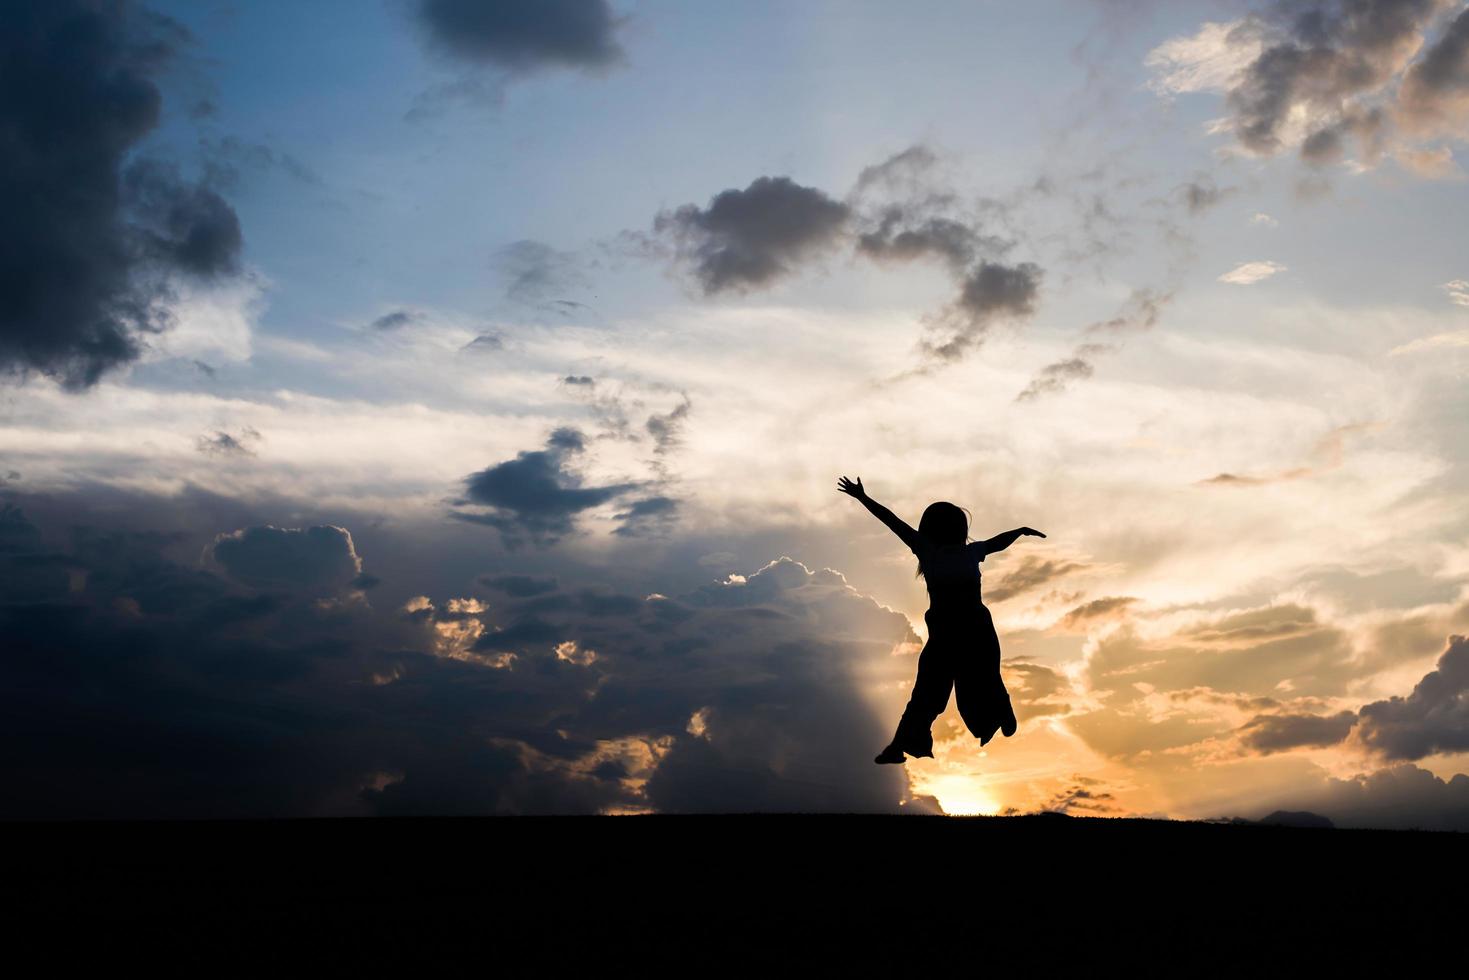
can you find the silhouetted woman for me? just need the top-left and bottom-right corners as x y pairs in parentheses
(837, 476), (1045, 764)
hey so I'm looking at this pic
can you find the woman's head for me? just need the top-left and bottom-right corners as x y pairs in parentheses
(915, 501), (971, 578)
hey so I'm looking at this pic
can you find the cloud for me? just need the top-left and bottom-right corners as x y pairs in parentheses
(986, 556), (1088, 603)
(455, 426), (641, 547)
(1032, 776), (1119, 815)
(642, 147), (1046, 365)
(495, 239), (590, 303)
(1005, 661), (1076, 721)
(853, 144), (940, 193)
(369, 310), (419, 331)
(1236, 710), (1359, 753)
(1219, 260), (1287, 284)
(1016, 355), (1098, 402)
(0, 0), (246, 389)
(857, 213), (992, 271)
(479, 573), (560, 597)
(1354, 634), (1469, 759)
(1179, 176), (1236, 213)
(1017, 288), (1169, 401)
(1251, 212), (1280, 226)
(653, 177), (852, 295)
(124, 161), (243, 278)
(921, 261), (1044, 362)
(212, 525), (364, 593)
(1397, 5), (1469, 135)
(461, 332), (505, 353)
(0, 498), (929, 817)
(1443, 278), (1469, 305)
(196, 427), (262, 458)
(199, 136), (322, 190)
(1280, 763), (1469, 831)
(1058, 596), (1139, 630)
(415, 0), (624, 74)
(645, 395), (692, 460)
(1390, 329), (1469, 354)
(1197, 421), (1378, 486)
(1146, 19), (1266, 95)
(612, 495), (679, 538)
(1148, 2), (1468, 173)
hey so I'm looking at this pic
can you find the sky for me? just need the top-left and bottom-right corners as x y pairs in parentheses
(3, 0), (1469, 825)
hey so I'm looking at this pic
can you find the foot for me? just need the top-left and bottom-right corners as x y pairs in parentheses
(874, 744), (906, 765)
(1001, 701), (1018, 738)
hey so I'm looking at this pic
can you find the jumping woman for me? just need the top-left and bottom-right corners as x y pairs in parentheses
(837, 476), (1045, 765)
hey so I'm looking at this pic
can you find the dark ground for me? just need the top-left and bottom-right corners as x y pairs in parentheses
(5, 813), (1464, 971)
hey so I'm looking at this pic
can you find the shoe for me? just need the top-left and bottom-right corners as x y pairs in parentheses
(874, 744), (906, 765)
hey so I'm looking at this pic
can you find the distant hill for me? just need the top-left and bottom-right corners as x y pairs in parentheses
(1229, 809), (1337, 829)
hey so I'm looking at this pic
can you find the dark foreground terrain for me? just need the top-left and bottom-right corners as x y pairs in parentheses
(6, 813), (1465, 971)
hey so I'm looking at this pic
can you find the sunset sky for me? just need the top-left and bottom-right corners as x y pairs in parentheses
(4, 0), (1469, 825)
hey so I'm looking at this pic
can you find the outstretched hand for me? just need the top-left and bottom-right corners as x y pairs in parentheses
(836, 475), (867, 500)
(1019, 526), (1046, 538)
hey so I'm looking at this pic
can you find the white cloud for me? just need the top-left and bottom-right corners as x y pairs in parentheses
(145, 274), (268, 365)
(1250, 213), (1278, 228)
(1443, 279), (1469, 307)
(1145, 20), (1262, 96)
(1219, 261), (1286, 285)
(1390, 331), (1469, 356)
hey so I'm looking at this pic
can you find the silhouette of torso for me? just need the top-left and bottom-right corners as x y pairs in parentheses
(913, 541), (987, 613)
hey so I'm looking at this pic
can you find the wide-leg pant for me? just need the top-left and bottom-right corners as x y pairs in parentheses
(891, 603), (1013, 757)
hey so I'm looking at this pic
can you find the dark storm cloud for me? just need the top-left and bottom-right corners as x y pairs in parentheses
(0, 495), (929, 818)
(479, 573), (560, 597)
(416, 0), (624, 73)
(653, 177), (852, 295)
(1354, 634), (1469, 759)
(0, 0), (245, 389)
(455, 426), (641, 547)
(212, 525), (364, 593)
(0, 502), (43, 553)
(124, 160), (243, 278)
(1236, 709), (1359, 753)
(612, 495), (679, 538)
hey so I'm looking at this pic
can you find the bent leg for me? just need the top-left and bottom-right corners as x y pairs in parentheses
(954, 668), (1016, 745)
(890, 640), (954, 758)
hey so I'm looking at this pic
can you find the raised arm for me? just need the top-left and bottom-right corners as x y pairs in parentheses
(836, 476), (923, 553)
(979, 526), (1046, 555)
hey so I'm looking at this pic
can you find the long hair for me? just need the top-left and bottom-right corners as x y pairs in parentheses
(914, 501), (971, 579)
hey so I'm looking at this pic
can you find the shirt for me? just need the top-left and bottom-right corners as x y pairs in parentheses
(912, 540), (988, 610)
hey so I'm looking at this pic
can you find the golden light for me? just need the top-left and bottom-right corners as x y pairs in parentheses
(916, 773), (1003, 816)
